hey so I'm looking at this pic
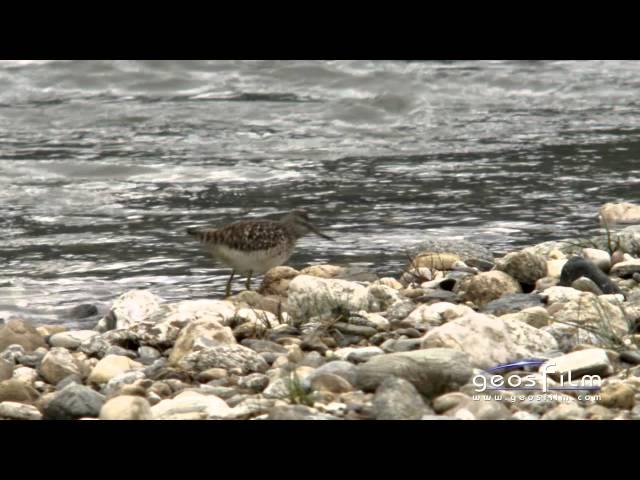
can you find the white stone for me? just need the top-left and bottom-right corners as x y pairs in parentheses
(421, 311), (558, 369)
(0, 401), (42, 420)
(541, 286), (584, 304)
(49, 330), (99, 349)
(540, 348), (613, 380)
(88, 355), (143, 385)
(357, 311), (390, 330)
(168, 318), (236, 365)
(96, 289), (163, 332)
(287, 275), (370, 321)
(151, 390), (230, 419)
(12, 366), (38, 385)
(582, 248), (612, 272)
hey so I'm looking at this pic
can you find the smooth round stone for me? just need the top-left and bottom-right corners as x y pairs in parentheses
(310, 373), (353, 394)
(49, 330), (99, 350)
(0, 401), (43, 420)
(372, 376), (431, 420)
(309, 361), (358, 386)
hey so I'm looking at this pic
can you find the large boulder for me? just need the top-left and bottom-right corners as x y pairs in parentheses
(95, 290), (162, 332)
(355, 348), (473, 398)
(420, 311), (558, 369)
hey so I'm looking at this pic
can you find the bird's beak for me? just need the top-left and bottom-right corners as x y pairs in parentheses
(305, 221), (334, 241)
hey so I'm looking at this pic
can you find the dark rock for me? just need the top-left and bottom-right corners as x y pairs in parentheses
(55, 374), (84, 391)
(43, 384), (105, 420)
(372, 376), (433, 420)
(620, 351), (640, 365)
(0, 379), (40, 402)
(480, 293), (546, 316)
(16, 349), (47, 368)
(68, 304), (99, 319)
(0, 319), (47, 352)
(559, 256), (622, 295)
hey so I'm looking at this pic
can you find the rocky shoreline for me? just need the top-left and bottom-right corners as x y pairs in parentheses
(1, 223), (640, 420)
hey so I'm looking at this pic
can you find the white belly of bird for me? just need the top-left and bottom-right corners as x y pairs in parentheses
(210, 244), (293, 274)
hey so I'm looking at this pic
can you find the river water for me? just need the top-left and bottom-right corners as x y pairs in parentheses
(1, 60), (639, 327)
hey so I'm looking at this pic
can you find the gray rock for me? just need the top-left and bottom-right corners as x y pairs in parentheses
(16, 348), (47, 368)
(68, 304), (99, 319)
(0, 344), (25, 364)
(309, 361), (358, 386)
(49, 330), (99, 350)
(381, 338), (423, 353)
(138, 346), (161, 362)
(385, 301), (418, 323)
(571, 277), (605, 295)
(0, 319), (47, 352)
(310, 373), (354, 394)
(103, 370), (147, 397)
(55, 374), (83, 391)
(177, 344), (269, 374)
(610, 260), (640, 279)
(559, 256), (621, 295)
(104, 345), (138, 359)
(481, 294), (546, 316)
(266, 405), (340, 420)
(237, 373), (269, 393)
(43, 384), (105, 420)
(540, 348), (613, 381)
(355, 348), (473, 399)
(495, 250), (548, 285)
(372, 376), (432, 420)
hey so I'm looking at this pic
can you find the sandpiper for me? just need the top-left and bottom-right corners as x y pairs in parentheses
(186, 209), (333, 297)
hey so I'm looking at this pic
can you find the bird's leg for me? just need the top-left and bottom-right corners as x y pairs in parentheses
(225, 270), (235, 298)
(245, 270), (253, 291)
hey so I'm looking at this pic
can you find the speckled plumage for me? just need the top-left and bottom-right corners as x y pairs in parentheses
(186, 209), (332, 297)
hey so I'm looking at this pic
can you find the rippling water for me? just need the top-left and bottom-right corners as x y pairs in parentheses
(1, 60), (640, 327)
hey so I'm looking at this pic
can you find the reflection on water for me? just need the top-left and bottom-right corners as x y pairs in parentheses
(1, 60), (640, 327)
